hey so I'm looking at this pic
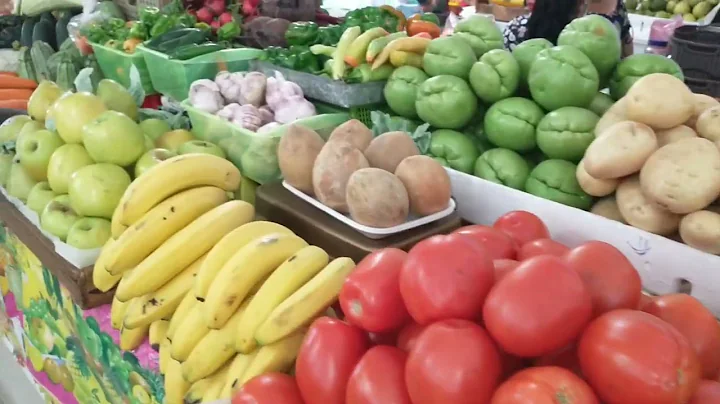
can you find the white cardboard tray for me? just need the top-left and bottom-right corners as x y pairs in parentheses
(447, 168), (720, 317)
(282, 181), (457, 239)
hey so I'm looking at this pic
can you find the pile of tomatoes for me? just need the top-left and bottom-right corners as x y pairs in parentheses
(231, 211), (720, 404)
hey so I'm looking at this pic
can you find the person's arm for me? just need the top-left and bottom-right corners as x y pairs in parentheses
(617, 0), (634, 57)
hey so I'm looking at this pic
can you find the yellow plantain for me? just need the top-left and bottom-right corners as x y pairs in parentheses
(170, 304), (209, 362)
(236, 245), (329, 353)
(105, 186), (227, 275)
(115, 153), (241, 227)
(184, 378), (212, 404)
(110, 295), (132, 330)
(201, 362), (231, 403)
(203, 233), (308, 329)
(110, 203), (128, 239)
(92, 238), (121, 292)
(165, 358), (190, 404)
(166, 291), (197, 342)
(254, 257), (356, 345)
(194, 221), (293, 302)
(238, 331), (306, 389)
(119, 322), (149, 351)
(159, 338), (171, 375)
(221, 352), (258, 399)
(115, 201), (254, 301)
(148, 320), (169, 351)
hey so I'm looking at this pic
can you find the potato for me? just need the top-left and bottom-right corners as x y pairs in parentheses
(640, 138), (720, 214)
(696, 106), (720, 142)
(278, 125), (325, 194)
(584, 121), (658, 179)
(364, 131), (420, 172)
(686, 94), (720, 128)
(655, 125), (696, 147)
(346, 168), (410, 228)
(576, 159), (618, 197)
(595, 97), (628, 137)
(327, 119), (373, 151)
(313, 140), (369, 212)
(679, 210), (720, 254)
(616, 176), (681, 235)
(395, 155), (451, 216)
(591, 197), (625, 223)
(625, 74), (695, 129)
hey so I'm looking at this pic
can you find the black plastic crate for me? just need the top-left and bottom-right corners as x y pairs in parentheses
(685, 76), (720, 99)
(670, 25), (720, 81)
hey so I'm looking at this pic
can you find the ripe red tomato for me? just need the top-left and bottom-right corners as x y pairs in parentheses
(493, 259), (520, 283)
(339, 248), (410, 333)
(396, 321), (428, 353)
(642, 294), (720, 379)
(564, 241), (642, 317)
(638, 293), (654, 310)
(533, 344), (582, 376)
(405, 319), (502, 404)
(295, 317), (370, 404)
(346, 346), (411, 404)
(399, 234), (494, 324)
(499, 350), (529, 380)
(453, 225), (517, 260)
(493, 211), (550, 246)
(517, 239), (569, 260)
(368, 331), (398, 346)
(232, 373), (304, 404)
(490, 366), (599, 404)
(483, 255), (592, 357)
(579, 309), (702, 404)
(689, 380), (720, 404)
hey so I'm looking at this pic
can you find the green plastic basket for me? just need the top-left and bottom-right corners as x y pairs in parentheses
(138, 46), (263, 102)
(183, 99), (350, 185)
(90, 42), (155, 94)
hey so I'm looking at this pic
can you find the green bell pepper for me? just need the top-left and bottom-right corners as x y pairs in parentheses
(428, 129), (480, 174)
(285, 21), (319, 47)
(173, 13), (197, 29)
(217, 21), (241, 42)
(290, 46), (321, 73)
(139, 6), (160, 29)
(128, 21), (148, 40)
(150, 14), (174, 38)
(316, 25), (342, 46)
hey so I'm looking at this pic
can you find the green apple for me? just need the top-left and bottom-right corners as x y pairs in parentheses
(143, 135), (154, 152)
(96, 79), (138, 121)
(27, 81), (63, 122)
(156, 129), (195, 152)
(26, 182), (56, 214)
(68, 163), (131, 219)
(16, 129), (65, 181)
(0, 152), (13, 186)
(134, 148), (177, 178)
(82, 111), (146, 166)
(47, 144), (95, 194)
(6, 158), (37, 202)
(139, 119), (171, 141)
(0, 115), (31, 142)
(40, 195), (81, 241)
(18, 120), (44, 138)
(66, 218), (112, 249)
(177, 140), (226, 159)
(52, 92), (107, 144)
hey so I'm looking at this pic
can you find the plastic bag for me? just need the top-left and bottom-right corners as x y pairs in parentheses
(647, 15), (684, 55)
(19, 0), (83, 16)
(67, 0), (124, 43)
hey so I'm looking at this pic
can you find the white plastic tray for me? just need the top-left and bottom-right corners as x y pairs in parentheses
(282, 181), (457, 239)
(447, 168), (720, 317)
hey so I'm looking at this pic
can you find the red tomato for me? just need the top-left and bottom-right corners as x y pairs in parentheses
(295, 317), (370, 404)
(339, 248), (410, 333)
(490, 366), (600, 404)
(346, 346), (411, 404)
(517, 239), (569, 260)
(483, 255), (592, 357)
(396, 321), (428, 353)
(578, 309), (702, 404)
(564, 241), (642, 317)
(642, 294), (720, 379)
(638, 293), (655, 310)
(493, 211), (550, 246)
(368, 330), (398, 346)
(493, 259), (520, 282)
(232, 373), (304, 404)
(533, 344), (582, 376)
(399, 234), (494, 324)
(453, 225), (517, 260)
(499, 350), (529, 380)
(405, 319), (502, 404)
(689, 380), (720, 404)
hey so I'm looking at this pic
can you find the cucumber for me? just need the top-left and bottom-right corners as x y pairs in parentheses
(20, 17), (37, 48)
(55, 13), (71, 46)
(40, 12), (56, 25)
(32, 19), (56, 50)
(18, 47), (36, 81)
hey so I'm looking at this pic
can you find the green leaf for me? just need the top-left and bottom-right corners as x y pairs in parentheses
(411, 123), (432, 154)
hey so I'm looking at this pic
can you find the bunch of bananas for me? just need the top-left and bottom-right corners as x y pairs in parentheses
(92, 153), (356, 404)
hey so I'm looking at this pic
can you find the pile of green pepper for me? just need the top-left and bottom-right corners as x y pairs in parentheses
(261, 45), (324, 74)
(343, 7), (401, 33)
(285, 22), (343, 47)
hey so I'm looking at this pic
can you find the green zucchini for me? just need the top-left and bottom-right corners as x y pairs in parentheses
(32, 19), (56, 50)
(168, 43), (223, 60)
(55, 13), (71, 46)
(18, 47), (36, 81)
(40, 12), (56, 25)
(31, 41), (55, 82)
(20, 17), (37, 48)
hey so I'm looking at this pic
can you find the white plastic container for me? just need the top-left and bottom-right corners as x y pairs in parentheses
(282, 181), (457, 239)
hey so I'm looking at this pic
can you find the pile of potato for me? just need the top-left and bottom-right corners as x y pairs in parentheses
(578, 73), (720, 254)
(278, 120), (452, 229)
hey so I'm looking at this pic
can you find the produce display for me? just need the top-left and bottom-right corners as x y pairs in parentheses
(626, 0), (718, 21)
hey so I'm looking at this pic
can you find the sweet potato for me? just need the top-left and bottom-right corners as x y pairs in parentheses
(278, 125), (325, 194)
(328, 119), (373, 151)
(364, 131), (420, 172)
(346, 168), (410, 228)
(394, 155), (451, 216)
(312, 140), (369, 212)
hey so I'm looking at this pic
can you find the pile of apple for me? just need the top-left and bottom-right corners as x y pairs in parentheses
(0, 78), (227, 251)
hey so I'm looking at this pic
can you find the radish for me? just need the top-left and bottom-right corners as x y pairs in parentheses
(218, 12), (234, 25)
(206, 0), (226, 16)
(196, 7), (214, 24)
(210, 19), (222, 31)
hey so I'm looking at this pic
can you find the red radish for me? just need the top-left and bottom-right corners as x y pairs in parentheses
(196, 7), (214, 24)
(243, 0), (260, 15)
(210, 19), (221, 31)
(207, 0), (226, 16)
(218, 12), (234, 25)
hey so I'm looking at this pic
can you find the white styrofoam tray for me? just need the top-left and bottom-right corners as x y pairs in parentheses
(282, 181), (457, 239)
(447, 168), (720, 317)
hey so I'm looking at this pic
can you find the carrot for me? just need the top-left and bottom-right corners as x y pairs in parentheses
(0, 99), (28, 110)
(0, 76), (37, 90)
(0, 89), (33, 100)
(0, 72), (18, 77)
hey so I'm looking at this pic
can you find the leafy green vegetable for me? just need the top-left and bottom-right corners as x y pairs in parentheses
(371, 111), (431, 153)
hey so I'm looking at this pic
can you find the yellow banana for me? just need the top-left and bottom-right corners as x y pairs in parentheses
(123, 254), (207, 329)
(110, 203), (128, 239)
(170, 304), (209, 362)
(105, 186), (228, 275)
(92, 238), (121, 292)
(254, 257), (356, 345)
(165, 358), (190, 404)
(204, 233), (308, 329)
(201, 362), (231, 403)
(148, 320), (169, 351)
(115, 201), (254, 301)
(159, 338), (171, 375)
(238, 331), (306, 388)
(120, 322), (149, 351)
(236, 246), (329, 353)
(110, 296), (131, 330)
(184, 378), (212, 404)
(182, 300), (251, 383)
(115, 154), (242, 227)
(194, 221), (293, 302)
(221, 352), (258, 399)
(166, 291), (197, 342)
